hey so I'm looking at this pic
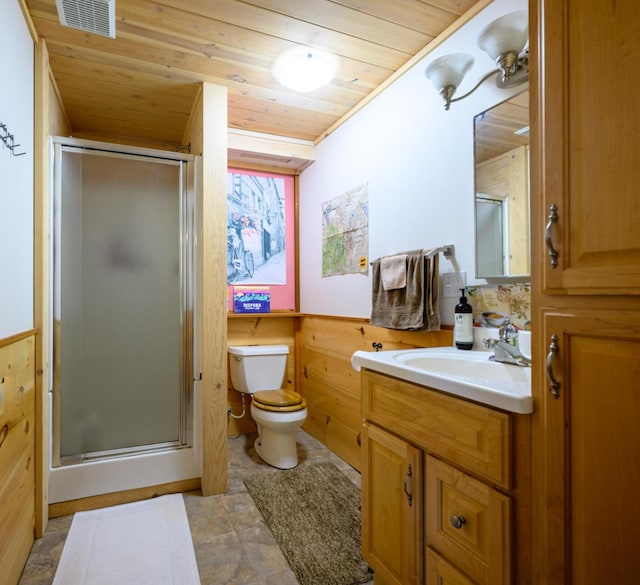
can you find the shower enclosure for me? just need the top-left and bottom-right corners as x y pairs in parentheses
(49, 138), (201, 502)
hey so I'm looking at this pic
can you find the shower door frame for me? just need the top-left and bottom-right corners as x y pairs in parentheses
(48, 137), (202, 502)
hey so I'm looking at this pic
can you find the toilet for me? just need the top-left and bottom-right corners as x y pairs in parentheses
(228, 344), (307, 469)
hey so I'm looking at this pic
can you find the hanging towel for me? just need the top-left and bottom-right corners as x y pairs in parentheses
(380, 254), (407, 290)
(371, 249), (441, 331)
(425, 252), (441, 329)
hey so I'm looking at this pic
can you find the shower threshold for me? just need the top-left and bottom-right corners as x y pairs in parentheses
(57, 440), (186, 466)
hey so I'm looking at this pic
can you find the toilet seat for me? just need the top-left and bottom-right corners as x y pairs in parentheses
(252, 389), (307, 412)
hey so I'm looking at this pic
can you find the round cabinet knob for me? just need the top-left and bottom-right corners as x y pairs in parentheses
(450, 514), (466, 529)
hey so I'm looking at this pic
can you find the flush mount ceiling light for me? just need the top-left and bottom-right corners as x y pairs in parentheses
(425, 10), (528, 110)
(272, 46), (339, 93)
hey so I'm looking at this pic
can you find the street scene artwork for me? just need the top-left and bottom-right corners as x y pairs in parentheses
(227, 171), (287, 285)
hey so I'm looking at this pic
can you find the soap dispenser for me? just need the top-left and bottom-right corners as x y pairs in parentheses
(454, 288), (473, 350)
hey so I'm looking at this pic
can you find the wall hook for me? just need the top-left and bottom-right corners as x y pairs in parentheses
(0, 122), (27, 157)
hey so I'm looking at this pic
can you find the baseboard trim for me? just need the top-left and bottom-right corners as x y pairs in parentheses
(48, 477), (201, 518)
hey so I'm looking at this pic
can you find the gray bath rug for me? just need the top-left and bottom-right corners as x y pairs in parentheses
(244, 462), (372, 585)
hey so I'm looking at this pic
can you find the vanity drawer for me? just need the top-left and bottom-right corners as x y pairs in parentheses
(425, 455), (511, 585)
(426, 549), (476, 585)
(361, 370), (511, 488)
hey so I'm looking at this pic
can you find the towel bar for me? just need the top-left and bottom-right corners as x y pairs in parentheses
(371, 244), (454, 265)
(429, 244), (455, 258)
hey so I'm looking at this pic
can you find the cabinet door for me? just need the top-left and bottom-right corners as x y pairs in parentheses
(534, 0), (640, 294)
(361, 422), (422, 585)
(533, 309), (640, 584)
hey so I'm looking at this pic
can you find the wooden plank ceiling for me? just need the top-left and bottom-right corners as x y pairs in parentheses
(25, 0), (484, 155)
(474, 90), (529, 164)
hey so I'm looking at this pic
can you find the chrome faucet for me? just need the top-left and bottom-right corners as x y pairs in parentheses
(482, 317), (531, 367)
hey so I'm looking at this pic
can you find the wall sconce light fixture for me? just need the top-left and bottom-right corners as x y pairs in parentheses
(425, 11), (528, 110)
(272, 46), (339, 93)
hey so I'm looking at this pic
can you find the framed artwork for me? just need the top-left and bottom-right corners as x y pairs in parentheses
(227, 168), (295, 311)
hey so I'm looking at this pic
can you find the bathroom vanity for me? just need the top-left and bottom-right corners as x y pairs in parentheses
(353, 349), (532, 585)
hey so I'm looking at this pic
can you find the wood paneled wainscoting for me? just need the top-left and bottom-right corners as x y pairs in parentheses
(226, 314), (452, 472)
(299, 316), (452, 471)
(0, 330), (36, 585)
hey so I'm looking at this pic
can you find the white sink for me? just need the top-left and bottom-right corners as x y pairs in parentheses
(351, 346), (533, 414)
(396, 351), (530, 383)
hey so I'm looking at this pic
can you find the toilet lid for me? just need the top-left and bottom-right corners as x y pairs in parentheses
(252, 389), (307, 412)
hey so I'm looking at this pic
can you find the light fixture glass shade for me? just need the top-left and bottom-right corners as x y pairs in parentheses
(424, 53), (475, 94)
(477, 10), (528, 61)
(272, 46), (338, 93)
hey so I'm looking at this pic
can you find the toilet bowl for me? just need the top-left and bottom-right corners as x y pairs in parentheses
(228, 345), (308, 469)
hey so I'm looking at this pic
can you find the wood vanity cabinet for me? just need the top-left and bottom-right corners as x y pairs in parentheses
(531, 0), (640, 583)
(360, 369), (531, 585)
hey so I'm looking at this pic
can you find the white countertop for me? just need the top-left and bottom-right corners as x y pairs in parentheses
(352, 345), (533, 414)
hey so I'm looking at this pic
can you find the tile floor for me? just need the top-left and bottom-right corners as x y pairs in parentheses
(18, 430), (373, 585)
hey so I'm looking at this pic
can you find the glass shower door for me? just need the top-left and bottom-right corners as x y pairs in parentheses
(476, 196), (506, 277)
(53, 145), (192, 463)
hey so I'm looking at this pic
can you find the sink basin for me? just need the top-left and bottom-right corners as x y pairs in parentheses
(351, 346), (533, 413)
(396, 352), (530, 383)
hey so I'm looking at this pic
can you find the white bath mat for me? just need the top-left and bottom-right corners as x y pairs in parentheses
(52, 493), (200, 585)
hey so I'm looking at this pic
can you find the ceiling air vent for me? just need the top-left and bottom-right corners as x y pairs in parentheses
(56, 0), (116, 38)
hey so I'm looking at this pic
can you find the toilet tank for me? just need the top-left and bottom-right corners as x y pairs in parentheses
(228, 345), (289, 393)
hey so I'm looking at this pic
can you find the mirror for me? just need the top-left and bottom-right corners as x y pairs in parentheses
(474, 91), (530, 278)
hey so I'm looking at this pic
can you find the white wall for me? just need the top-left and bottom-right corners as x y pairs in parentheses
(299, 0), (527, 323)
(0, 0), (34, 338)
